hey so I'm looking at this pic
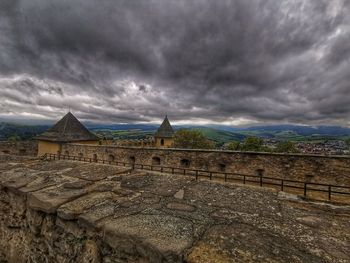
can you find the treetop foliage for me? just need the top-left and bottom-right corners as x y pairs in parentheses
(173, 129), (214, 149)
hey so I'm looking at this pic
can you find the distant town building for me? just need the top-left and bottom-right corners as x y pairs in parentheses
(36, 112), (99, 156)
(154, 115), (174, 148)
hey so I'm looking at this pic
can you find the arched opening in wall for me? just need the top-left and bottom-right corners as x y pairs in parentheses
(160, 139), (164, 146)
(201, 164), (209, 171)
(152, 156), (161, 166)
(108, 154), (115, 162)
(93, 154), (98, 162)
(218, 163), (226, 172)
(2, 150), (9, 154)
(255, 169), (265, 177)
(78, 153), (84, 160)
(64, 151), (69, 156)
(19, 149), (26, 155)
(305, 174), (314, 183)
(129, 156), (136, 164)
(180, 159), (191, 168)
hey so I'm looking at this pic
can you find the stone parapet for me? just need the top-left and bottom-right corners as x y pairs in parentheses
(0, 141), (38, 156)
(62, 144), (350, 185)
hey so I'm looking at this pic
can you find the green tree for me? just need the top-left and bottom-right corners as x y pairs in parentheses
(173, 129), (214, 149)
(345, 138), (350, 155)
(7, 134), (21, 142)
(226, 140), (240, 151)
(240, 137), (264, 151)
(275, 141), (300, 153)
(345, 138), (350, 148)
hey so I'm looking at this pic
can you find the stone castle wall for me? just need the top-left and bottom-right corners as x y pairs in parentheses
(0, 141), (37, 156)
(1, 155), (349, 263)
(62, 144), (350, 185)
(2, 140), (350, 186)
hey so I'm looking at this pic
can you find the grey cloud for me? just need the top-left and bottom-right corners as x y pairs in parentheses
(0, 0), (349, 125)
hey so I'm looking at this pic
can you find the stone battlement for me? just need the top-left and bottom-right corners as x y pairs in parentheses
(0, 155), (350, 262)
(0, 141), (37, 156)
(62, 143), (350, 186)
(3, 140), (350, 185)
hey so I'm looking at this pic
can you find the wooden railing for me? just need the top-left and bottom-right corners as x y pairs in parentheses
(44, 153), (350, 202)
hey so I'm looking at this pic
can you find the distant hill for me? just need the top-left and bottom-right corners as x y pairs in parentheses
(1, 121), (350, 143)
(183, 127), (245, 145)
(0, 123), (49, 141)
(238, 125), (350, 136)
(87, 123), (158, 132)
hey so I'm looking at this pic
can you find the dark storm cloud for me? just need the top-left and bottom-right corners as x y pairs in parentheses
(0, 0), (350, 125)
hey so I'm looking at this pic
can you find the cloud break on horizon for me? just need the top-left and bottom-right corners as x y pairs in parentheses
(0, 0), (350, 126)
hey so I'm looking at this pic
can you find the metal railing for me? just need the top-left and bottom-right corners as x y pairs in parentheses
(44, 153), (350, 202)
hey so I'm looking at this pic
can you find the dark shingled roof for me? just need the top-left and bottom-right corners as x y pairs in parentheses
(155, 115), (174, 138)
(36, 112), (99, 142)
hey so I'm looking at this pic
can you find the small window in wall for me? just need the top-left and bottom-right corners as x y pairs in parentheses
(201, 164), (209, 171)
(305, 174), (314, 183)
(108, 154), (115, 162)
(255, 169), (265, 177)
(160, 139), (164, 146)
(64, 151), (69, 156)
(129, 156), (136, 164)
(180, 159), (191, 168)
(57, 150), (61, 156)
(218, 163), (226, 172)
(2, 150), (10, 154)
(19, 149), (26, 155)
(152, 156), (161, 165)
(93, 154), (98, 162)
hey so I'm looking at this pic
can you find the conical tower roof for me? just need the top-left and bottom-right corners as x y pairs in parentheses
(36, 112), (99, 142)
(155, 115), (174, 138)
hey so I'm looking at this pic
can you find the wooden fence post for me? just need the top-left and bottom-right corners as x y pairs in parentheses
(281, 180), (284, 191)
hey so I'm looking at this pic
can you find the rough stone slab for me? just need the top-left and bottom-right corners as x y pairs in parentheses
(186, 224), (324, 263)
(121, 172), (194, 197)
(27, 184), (88, 214)
(166, 202), (196, 212)
(57, 192), (117, 220)
(0, 169), (39, 189)
(174, 189), (185, 199)
(78, 202), (117, 230)
(62, 163), (131, 181)
(102, 214), (193, 262)
(18, 173), (70, 193)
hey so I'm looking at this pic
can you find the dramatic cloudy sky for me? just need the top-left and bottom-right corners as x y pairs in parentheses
(0, 0), (350, 126)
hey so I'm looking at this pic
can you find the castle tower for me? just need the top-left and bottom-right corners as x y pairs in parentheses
(36, 112), (99, 156)
(154, 115), (174, 148)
